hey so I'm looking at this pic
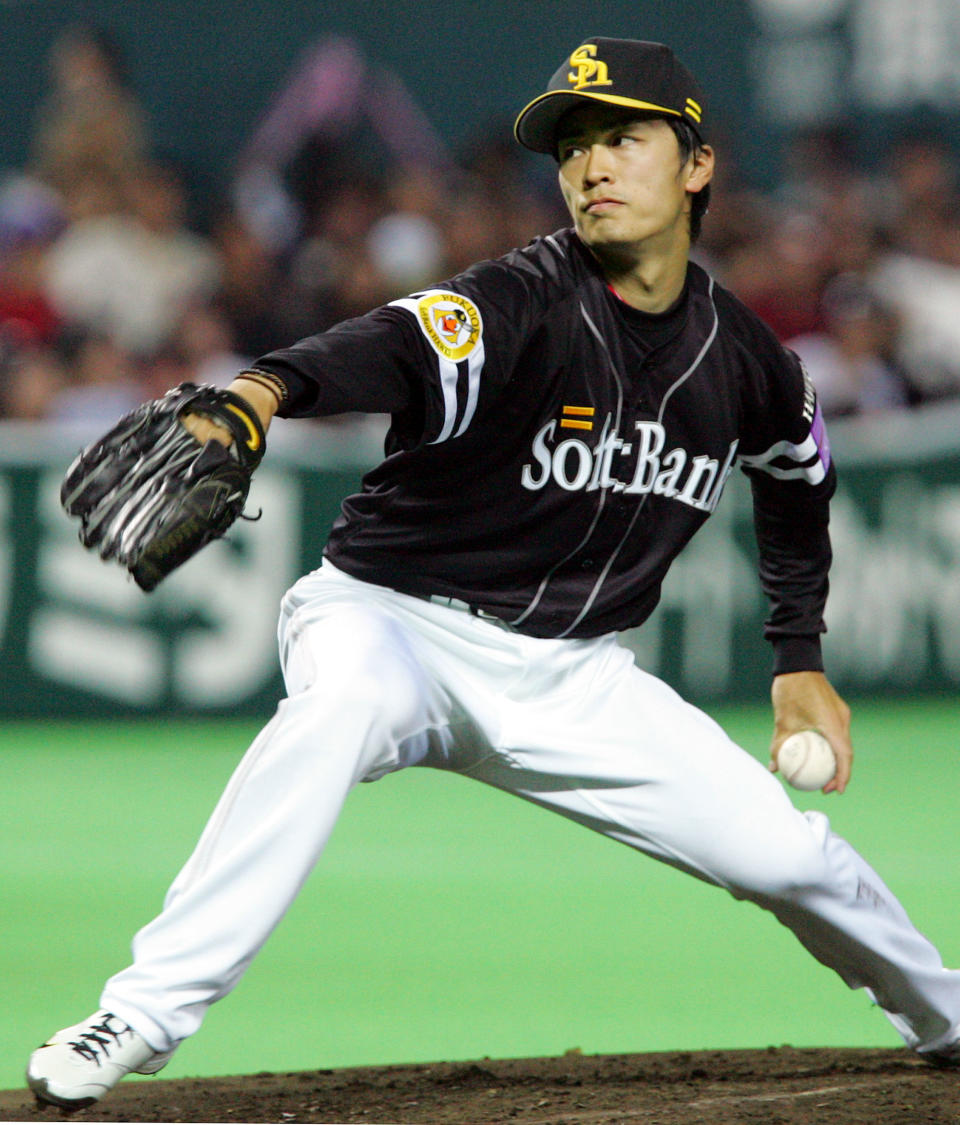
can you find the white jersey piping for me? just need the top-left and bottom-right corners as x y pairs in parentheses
(508, 301), (624, 627)
(555, 278), (720, 639)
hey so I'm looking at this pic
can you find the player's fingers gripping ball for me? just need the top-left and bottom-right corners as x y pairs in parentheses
(776, 730), (837, 791)
(60, 382), (266, 591)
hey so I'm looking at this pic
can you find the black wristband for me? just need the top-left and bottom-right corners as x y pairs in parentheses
(771, 635), (825, 676)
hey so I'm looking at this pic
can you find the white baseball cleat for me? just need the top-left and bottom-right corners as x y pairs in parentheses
(26, 1009), (173, 1108)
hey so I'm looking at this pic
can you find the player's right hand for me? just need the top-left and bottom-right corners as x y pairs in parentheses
(769, 670), (853, 794)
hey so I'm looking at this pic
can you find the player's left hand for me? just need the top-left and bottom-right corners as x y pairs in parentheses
(181, 377), (280, 447)
(769, 670), (853, 794)
(60, 382), (267, 592)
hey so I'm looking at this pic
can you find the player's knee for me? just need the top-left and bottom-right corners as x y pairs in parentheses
(729, 827), (829, 903)
(354, 662), (425, 734)
(307, 632), (428, 741)
(305, 658), (421, 735)
(287, 611), (422, 724)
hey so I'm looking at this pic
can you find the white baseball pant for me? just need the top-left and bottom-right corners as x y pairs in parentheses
(101, 560), (960, 1058)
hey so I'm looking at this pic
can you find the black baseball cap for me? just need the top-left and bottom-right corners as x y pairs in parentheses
(514, 38), (707, 155)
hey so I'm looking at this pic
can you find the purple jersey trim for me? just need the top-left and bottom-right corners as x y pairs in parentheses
(811, 400), (831, 474)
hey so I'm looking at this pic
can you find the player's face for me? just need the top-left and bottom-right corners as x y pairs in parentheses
(556, 104), (712, 262)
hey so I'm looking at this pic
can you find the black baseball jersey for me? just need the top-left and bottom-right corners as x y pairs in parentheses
(254, 228), (835, 671)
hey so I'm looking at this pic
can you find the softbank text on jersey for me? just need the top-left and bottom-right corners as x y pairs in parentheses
(521, 415), (738, 513)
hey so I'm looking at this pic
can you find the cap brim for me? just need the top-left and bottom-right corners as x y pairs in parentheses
(514, 89), (685, 154)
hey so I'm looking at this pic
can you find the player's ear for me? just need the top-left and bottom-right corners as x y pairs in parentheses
(685, 144), (714, 193)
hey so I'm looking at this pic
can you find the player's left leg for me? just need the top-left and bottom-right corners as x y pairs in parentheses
(460, 631), (960, 1060)
(26, 567), (463, 1106)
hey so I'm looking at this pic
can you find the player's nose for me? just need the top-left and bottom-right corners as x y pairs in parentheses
(582, 144), (615, 185)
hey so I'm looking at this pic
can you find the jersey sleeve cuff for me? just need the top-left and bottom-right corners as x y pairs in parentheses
(246, 362), (314, 417)
(771, 635), (824, 676)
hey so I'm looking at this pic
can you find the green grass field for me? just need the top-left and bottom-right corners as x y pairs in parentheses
(2, 697), (957, 1093)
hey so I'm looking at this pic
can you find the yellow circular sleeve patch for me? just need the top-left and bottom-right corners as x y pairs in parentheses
(415, 291), (483, 363)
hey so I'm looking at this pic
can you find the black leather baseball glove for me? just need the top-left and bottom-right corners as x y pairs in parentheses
(60, 382), (266, 591)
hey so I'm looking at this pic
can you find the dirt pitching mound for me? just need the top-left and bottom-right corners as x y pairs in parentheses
(2, 1046), (958, 1123)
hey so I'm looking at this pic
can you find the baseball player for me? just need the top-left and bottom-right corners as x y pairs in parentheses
(28, 38), (960, 1109)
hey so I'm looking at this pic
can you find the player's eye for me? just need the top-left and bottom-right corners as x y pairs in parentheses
(558, 143), (584, 162)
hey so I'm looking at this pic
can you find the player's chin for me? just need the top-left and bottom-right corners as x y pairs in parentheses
(577, 225), (646, 266)
(577, 214), (626, 240)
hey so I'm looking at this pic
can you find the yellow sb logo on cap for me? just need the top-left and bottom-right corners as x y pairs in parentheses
(568, 44), (613, 91)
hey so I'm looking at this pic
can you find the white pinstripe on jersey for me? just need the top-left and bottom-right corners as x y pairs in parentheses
(553, 278), (721, 638)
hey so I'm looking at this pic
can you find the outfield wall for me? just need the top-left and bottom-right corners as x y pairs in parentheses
(2, 406), (959, 716)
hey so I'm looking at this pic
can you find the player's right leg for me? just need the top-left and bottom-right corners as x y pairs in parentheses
(457, 632), (960, 1061)
(27, 566), (452, 1107)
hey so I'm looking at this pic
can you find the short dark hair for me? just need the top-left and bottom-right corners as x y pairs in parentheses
(667, 118), (710, 242)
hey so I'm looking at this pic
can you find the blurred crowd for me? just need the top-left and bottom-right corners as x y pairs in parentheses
(3, 24), (960, 433)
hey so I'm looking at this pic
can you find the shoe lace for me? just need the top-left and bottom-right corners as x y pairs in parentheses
(67, 1013), (132, 1067)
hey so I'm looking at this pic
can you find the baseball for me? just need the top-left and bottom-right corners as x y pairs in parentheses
(777, 730), (836, 791)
